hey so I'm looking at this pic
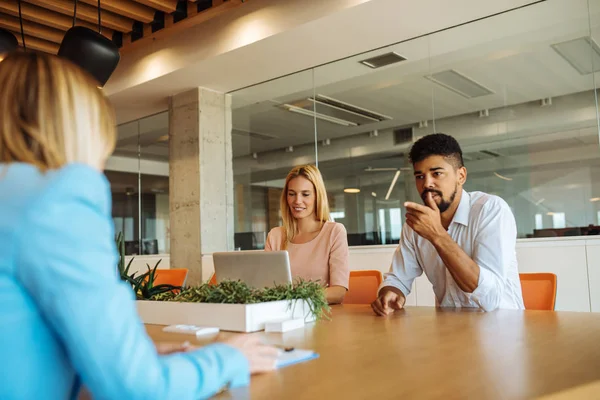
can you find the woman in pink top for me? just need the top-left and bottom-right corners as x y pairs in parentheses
(265, 165), (350, 304)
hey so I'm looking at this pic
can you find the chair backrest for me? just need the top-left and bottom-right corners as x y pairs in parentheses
(343, 270), (383, 304)
(153, 268), (188, 288)
(519, 273), (557, 310)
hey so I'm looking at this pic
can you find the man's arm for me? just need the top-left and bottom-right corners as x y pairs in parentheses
(429, 234), (479, 293)
(371, 225), (423, 316)
(405, 192), (479, 292)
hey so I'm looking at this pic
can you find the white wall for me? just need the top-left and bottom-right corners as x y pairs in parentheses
(130, 236), (600, 312)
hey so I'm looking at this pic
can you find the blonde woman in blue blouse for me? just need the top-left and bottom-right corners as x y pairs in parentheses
(0, 51), (277, 400)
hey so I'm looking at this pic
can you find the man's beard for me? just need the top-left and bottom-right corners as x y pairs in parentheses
(421, 187), (457, 213)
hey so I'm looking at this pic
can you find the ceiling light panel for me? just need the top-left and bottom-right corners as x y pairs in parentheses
(425, 70), (494, 98)
(551, 36), (600, 75)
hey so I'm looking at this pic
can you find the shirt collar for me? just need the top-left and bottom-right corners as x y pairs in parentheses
(451, 189), (470, 227)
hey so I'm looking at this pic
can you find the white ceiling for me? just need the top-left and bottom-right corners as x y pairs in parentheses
(106, 0), (540, 124)
(229, 0), (600, 156)
(117, 0), (600, 170)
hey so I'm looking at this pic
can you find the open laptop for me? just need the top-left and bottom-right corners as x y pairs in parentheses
(212, 250), (293, 288)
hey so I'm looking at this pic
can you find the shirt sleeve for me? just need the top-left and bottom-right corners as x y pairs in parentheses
(468, 198), (517, 312)
(378, 224), (423, 298)
(16, 165), (250, 400)
(328, 224), (350, 289)
(264, 229), (278, 251)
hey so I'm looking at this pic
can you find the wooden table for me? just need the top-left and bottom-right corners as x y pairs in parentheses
(146, 305), (600, 399)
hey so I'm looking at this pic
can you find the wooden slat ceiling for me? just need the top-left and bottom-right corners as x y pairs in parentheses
(0, 0), (240, 54)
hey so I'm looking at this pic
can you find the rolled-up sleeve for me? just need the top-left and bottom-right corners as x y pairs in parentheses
(468, 199), (517, 312)
(378, 225), (423, 298)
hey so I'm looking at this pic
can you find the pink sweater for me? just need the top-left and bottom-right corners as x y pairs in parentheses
(265, 222), (350, 289)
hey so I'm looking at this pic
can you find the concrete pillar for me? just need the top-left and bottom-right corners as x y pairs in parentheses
(168, 87), (234, 285)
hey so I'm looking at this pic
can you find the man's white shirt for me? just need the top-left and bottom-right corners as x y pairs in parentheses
(380, 190), (525, 311)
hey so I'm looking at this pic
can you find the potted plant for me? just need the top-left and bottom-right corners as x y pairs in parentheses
(136, 279), (330, 333)
(115, 232), (180, 300)
(115, 233), (329, 332)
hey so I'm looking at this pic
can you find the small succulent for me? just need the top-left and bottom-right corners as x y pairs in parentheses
(115, 233), (179, 300)
(126, 260), (182, 300)
(115, 231), (134, 282)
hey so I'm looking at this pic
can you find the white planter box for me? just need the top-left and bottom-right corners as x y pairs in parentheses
(137, 299), (316, 333)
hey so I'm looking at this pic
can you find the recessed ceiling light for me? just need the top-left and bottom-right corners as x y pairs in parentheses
(494, 172), (513, 181)
(425, 70), (494, 98)
(385, 171), (401, 200)
(551, 36), (600, 75)
(344, 188), (360, 194)
(590, 197), (600, 202)
(282, 104), (358, 127)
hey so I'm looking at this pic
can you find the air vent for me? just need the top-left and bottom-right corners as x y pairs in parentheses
(394, 127), (413, 145)
(551, 36), (600, 75)
(360, 52), (406, 69)
(425, 70), (494, 98)
(232, 129), (277, 140)
(282, 95), (392, 127)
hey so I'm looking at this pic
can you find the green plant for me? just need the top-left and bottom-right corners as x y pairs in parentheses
(127, 260), (182, 300)
(114, 234), (179, 300)
(153, 279), (330, 321)
(115, 232), (134, 282)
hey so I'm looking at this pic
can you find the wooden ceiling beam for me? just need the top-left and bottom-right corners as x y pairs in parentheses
(121, 0), (244, 54)
(0, 1), (113, 39)
(0, 13), (64, 43)
(79, 0), (156, 23)
(133, 0), (178, 14)
(11, 30), (60, 53)
(24, 0), (134, 33)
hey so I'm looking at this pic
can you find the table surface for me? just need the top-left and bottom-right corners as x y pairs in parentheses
(145, 305), (600, 400)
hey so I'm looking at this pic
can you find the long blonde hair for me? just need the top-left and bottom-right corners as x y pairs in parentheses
(0, 52), (116, 171)
(280, 165), (331, 248)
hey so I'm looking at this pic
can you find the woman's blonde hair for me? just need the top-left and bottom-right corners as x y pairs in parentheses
(0, 52), (116, 171)
(280, 164), (330, 248)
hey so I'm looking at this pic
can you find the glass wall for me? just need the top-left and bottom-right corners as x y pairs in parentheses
(110, 112), (170, 255)
(230, 0), (600, 247)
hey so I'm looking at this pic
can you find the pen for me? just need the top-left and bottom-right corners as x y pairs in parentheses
(274, 345), (294, 352)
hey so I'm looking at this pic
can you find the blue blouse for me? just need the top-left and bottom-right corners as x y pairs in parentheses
(0, 163), (249, 400)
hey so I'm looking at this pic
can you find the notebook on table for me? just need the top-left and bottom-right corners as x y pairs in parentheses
(276, 349), (319, 368)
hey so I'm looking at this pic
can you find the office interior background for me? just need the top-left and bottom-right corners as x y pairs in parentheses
(103, 0), (600, 312)
(111, 0), (600, 251)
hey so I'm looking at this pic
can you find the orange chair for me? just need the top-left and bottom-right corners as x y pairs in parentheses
(153, 268), (189, 288)
(343, 270), (383, 304)
(208, 273), (217, 285)
(519, 273), (557, 311)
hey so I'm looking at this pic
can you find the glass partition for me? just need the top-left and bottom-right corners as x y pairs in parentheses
(232, 70), (316, 249)
(110, 112), (170, 255)
(230, 0), (600, 245)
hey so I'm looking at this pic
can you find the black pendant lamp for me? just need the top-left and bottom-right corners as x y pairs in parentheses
(58, 0), (120, 86)
(0, 28), (17, 55)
